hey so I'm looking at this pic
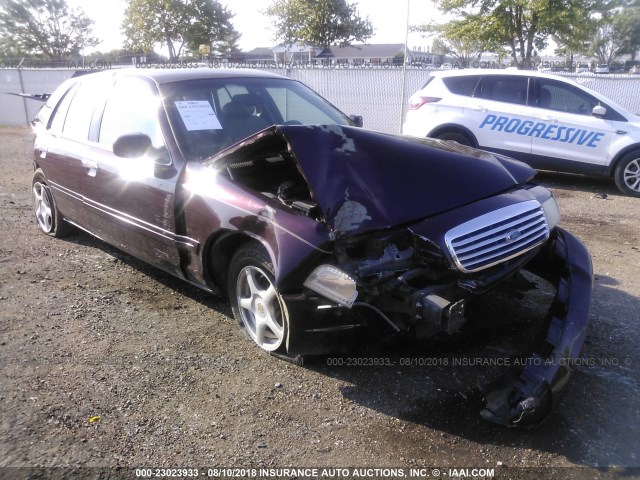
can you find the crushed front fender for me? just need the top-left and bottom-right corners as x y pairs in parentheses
(480, 227), (593, 428)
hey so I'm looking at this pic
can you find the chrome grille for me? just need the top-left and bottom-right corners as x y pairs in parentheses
(445, 200), (549, 273)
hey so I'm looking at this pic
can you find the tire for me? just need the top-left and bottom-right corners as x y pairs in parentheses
(614, 152), (640, 197)
(32, 169), (72, 238)
(435, 131), (473, 147)
(228, 242), (288, 352)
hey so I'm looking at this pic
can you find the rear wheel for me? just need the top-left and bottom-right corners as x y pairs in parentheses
(435, 131), (473, 147)
(228, 242), (288, 352)
(32, 169), (72, 237)
(614, 152), (640, 197)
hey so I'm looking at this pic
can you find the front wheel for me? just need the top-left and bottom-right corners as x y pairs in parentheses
(434, 131), (473, 147)
(228, 242), (289, 352)
(32, 169), (72, 237)
(614, 153), (640, 197)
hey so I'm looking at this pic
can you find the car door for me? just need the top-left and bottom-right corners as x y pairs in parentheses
(36, 75), (113, 227)
(528, 77), (616, 174)
(464, 75), (535, 162)
(86, 76), (184, 276)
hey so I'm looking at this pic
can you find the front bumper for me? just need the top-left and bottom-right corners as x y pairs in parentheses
(480, 227), (593, 428)
(283, 293), (366, 356)
(283, 227), (593, 428)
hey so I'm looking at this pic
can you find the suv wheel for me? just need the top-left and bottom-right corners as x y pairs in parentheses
(435, 131), (473, 147)
(614, 152), (640, 197)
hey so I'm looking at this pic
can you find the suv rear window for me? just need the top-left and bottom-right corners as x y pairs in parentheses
(476, 75), (529, 105)
(443, 76), (480, 96)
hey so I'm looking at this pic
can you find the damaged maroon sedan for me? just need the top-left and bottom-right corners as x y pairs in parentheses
(31, 69), (592, 428)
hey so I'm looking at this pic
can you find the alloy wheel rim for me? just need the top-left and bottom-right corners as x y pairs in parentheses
(33, 182), (53, 233)
(623, 159), (640, 192)
(236, 266), (285, 351)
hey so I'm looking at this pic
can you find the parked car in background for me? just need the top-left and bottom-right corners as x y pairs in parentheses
(403, 69), (640, 196)
(575, 65), (591, 74)
(31, 68), (592, 428)
(594, 64), (609, 74)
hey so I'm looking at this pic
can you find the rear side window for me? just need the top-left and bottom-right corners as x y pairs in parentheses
(48, 84), (78, 133)
(62, 76), (112, 141)
(443, 75), (480, 96)
(476, 75), (529, 105)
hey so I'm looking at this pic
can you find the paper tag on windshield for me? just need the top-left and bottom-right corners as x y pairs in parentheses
(175, 100), (222, 131)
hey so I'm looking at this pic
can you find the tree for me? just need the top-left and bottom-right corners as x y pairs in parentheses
(123, 0), (241, 60)
(590, 8), (640, 64)
(185, 0), (241, 56)
(413, 21), (484, 68)
(424, 0), (593, 69)
(553, 17), (597, 66)
(553, 1), (640, 65)
(0, 0), (98, 59)
(265, 0), (374, 49)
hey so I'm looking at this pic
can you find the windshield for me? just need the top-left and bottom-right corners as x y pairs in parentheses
(160, 77), (352, 161)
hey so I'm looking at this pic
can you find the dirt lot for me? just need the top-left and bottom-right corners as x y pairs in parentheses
(1, 126), (639, 479)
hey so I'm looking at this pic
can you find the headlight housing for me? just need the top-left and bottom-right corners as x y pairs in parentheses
(304, 265), (358, 308)
(540, 193), (561, 230)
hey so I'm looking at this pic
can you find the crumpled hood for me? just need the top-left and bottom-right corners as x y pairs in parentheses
(278, 125), (535, 237)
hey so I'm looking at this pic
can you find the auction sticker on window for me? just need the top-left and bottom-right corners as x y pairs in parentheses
(175, 100), (222, 130)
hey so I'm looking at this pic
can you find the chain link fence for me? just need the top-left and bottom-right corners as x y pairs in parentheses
(2, 66), (640, 132)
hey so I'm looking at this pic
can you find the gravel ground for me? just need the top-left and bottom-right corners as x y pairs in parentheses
(0, 126), (639, 479)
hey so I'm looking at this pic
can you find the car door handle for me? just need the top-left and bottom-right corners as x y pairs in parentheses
(82, 159), (98, 177)
(471, 105), (488, 112)
(538, 116), (558, 122)
(82, 159), (98, 169)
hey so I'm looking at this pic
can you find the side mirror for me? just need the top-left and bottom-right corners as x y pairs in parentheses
(349, 115), (363, 128)
(592, 105), (607, 117)
(113, 133), (152, 158)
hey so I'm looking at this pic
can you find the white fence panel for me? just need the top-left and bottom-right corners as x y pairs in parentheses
(1, 67), (639, 133)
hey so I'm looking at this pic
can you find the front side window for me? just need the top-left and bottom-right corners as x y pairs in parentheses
(99, 78), (165, 149)
(476, 75), (528, 105)
(534, 79), (598, 116)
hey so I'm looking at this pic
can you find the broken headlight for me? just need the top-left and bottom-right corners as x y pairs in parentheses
(304, 265), (358, 308)
(540, 192), (561, 230)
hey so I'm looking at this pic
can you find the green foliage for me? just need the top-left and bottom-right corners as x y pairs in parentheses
(265, 0), (374, 49)
(589, 7), (640, 64)
(0, 0), (98, 59)
(414, 20), (485, 67)
(186, 0), (241, 56)
(423, 0), (594, 68)
(552, 0), (640, 65)
(123, 0), (241, 60)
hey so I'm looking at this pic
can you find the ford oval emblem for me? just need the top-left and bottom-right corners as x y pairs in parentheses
(505, 229), (522, 243)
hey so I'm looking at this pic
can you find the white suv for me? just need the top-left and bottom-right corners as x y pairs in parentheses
(402, 69), (640, 196)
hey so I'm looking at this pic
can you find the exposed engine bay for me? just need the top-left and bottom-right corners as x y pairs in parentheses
(220, 135), (322, 220)
(333, 228), (541, 339)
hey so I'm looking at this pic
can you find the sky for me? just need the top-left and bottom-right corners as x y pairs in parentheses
(67, 0), (442, 54)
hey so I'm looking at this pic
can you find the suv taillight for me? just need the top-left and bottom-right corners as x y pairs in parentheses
(408, 96), (442, 110)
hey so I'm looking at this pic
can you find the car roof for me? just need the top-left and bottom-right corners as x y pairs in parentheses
(428, 68), (572, 81)
(83, 67), (289, 85)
